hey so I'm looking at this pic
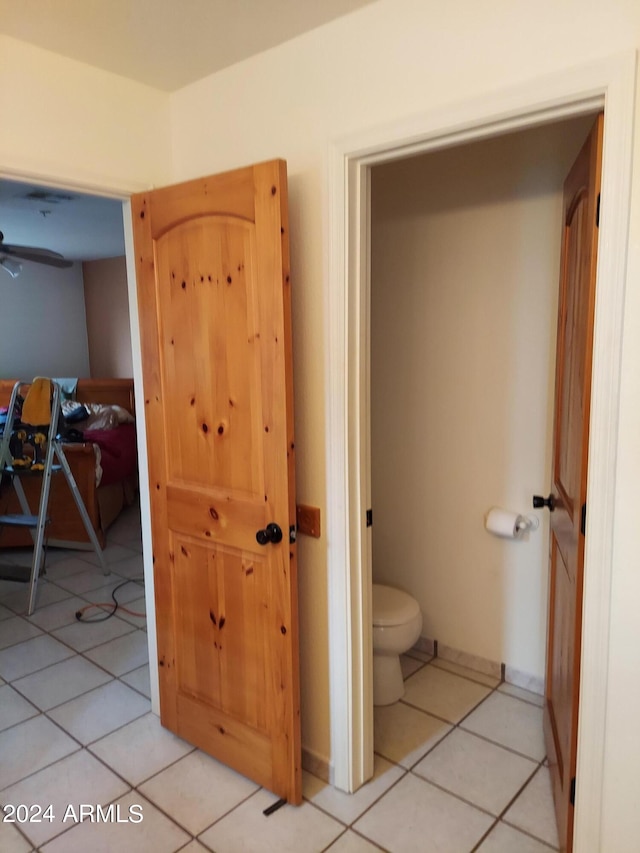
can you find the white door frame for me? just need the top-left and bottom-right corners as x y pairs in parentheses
(0, 168), (159, 714)
(325, 51), (636, 851)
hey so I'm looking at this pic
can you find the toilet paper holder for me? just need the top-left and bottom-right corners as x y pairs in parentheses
(515, 515), (540, 533)
(485, 506), (540, 539)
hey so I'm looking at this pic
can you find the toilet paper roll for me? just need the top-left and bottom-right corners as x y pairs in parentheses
(485, 507), (525, 539)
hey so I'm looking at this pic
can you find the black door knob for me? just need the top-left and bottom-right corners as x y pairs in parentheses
(533, 494), (556, 511)
(256, 522), (283, 546)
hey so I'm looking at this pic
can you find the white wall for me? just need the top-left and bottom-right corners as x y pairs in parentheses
(169, 1), (640, 845)
(370, 117), (593, 680)
(83, 256), (133, 378)
(0, 261), (90, 379)
(0, 36), (172, 727)
(0, 34), (171, 192)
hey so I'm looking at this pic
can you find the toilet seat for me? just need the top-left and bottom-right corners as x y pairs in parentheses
(372, 583), (420, 627)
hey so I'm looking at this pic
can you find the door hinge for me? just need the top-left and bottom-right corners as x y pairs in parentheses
(581, 503), (586, 537)
(570, 776), (576, 806)
(366, 509), (373, 528)
(289, 525), (296, 544)
(596, 193), (601, 228)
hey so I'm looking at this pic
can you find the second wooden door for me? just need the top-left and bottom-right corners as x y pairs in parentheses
(544, 114), (603, 851)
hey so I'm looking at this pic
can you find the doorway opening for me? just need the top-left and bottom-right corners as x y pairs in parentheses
(326, 53), (634, 853)
(0, 176), (157, 713)
(366, 113), (597, 849)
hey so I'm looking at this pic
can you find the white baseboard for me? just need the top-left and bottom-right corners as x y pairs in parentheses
(504, 665), (544, 696)
(414, 635), (543, 695)
(437, 642), (503, 681)
(412, 635), (435, 657)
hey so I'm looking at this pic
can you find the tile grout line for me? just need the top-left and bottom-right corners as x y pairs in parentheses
(1, 652), (151, 795)
(468, 816), (501, 853)
(5, 519), (553, 853)
(468, 760), (559, 852)
(0, 521), (173, 850)
(189, 787), (269, 844)
(318, 827), (350, 853)
(378, 660), (555, 850)
(373, 672), (538, 776)
(0, 579), (137, 626)
(405, 667), (554, 850)
(0, 562), (151, 792)
(13, 691), (547, 853)
(6, 652), (149, 716)
(1, 721), (205, 842)
(5, 697), (412, 853)
(6, 818), (33, 852)
(315, 765), (411, 841)
(319, 824), (390, 853)
(4, 624), (149, 706)
(414, 771), (502, 827)
(404, 650), (545, 707)
(85, 734), (196, 791)
(2, 545), (269, 848)
(398, 673), (546, 765)
(497, 762), (560, 850)
(0, 689), (146, 796)
(41, 686), (150, 747)
(499, 820), (559, 851)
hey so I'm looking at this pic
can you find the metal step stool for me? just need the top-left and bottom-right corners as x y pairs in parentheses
(0, 379), (109, 614)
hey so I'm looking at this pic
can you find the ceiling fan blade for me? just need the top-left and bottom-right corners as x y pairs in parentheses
(1, 244), (73, 269)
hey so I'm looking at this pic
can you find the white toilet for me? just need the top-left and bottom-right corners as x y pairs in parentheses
(372, 583), (423, 706)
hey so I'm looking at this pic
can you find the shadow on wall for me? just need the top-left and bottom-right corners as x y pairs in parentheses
(368, 114), (595, 681)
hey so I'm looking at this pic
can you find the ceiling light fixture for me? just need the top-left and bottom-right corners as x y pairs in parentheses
(0, 256), (23, 278)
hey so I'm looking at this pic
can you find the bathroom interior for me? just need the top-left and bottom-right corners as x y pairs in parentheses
(367, 111), (598, 707)
(361, 113), (601, 848)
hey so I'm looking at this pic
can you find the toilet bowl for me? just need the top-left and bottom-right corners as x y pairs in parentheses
(372, 583), (423, 706)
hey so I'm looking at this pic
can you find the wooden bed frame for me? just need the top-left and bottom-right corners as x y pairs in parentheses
(0, 378), (137, 550)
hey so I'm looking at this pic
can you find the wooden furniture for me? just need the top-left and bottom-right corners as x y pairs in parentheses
(0, 378), (136, 550)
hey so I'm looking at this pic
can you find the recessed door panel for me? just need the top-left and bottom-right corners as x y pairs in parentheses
(156, 216), (263, 497)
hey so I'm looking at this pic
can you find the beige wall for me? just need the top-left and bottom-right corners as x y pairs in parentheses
(0, 34), (171, 190)
(0, 261), (90, 379)
(83, 256), (133, 378)
(168, 2), (640, 843)
(370, 117), (594, 680)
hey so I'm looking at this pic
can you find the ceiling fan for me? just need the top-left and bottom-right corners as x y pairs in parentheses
(0, 230), (72, 278)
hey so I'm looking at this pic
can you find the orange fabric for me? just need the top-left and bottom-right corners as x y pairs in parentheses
(21, 377), (51, 426)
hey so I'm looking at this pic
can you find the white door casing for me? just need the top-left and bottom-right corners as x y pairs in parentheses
(325, 51), (635, 853)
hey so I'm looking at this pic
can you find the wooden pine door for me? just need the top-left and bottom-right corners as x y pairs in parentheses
(544, 114), (603, 851)
(132, 160), (301, 803)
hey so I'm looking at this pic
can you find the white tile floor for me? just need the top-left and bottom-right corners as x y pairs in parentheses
(0, 504), (559, 852)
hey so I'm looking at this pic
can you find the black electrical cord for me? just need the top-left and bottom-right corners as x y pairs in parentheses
(75, 577), (145, 623)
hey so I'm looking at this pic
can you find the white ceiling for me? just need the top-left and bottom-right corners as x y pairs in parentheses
(0, 0), (375, 92)
(0, 180), (125, 263)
